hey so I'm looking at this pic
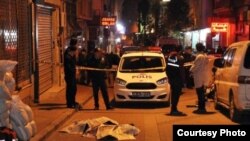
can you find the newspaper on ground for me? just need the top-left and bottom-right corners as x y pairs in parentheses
(59, 117), (140, 140)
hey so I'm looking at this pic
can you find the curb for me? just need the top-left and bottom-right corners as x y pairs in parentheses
(30, 95), (93, 141)
(30, 109), (76, 141)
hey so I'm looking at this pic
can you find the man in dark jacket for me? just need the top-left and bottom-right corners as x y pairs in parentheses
(166, 45), (185, 116)
(87, 48), (113, 110)
(64, 38), (78, 108)
(78, 49), (88, 84)
(182, 46), (195, 88)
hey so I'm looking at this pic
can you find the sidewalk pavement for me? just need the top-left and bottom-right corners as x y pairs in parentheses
(30, 85), (92, 141)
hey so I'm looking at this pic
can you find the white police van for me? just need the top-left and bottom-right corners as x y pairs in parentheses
(213, 41), (250, 121)
(114, 51), (170, 104)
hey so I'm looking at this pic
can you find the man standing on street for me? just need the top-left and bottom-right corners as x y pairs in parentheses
(88, 48), (113, 110)
(77, 48), (88, 85)
(166, 45), (185, 116)
(64, 38), (78, 108)
(190, 43), (209, 114)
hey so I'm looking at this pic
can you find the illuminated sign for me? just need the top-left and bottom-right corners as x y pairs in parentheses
(101, 17), (116, 26)
(211, 22), (229, 32)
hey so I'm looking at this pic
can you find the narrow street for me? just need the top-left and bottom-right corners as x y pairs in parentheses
(44, 84), (240, 141)
(2, 1), (250, 141)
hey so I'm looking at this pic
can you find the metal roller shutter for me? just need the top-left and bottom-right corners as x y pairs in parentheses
(0, 0), (17, 60)
(0, 0), (32, 88)
(16, 0), (32, 86)
(37, 6), (53, 94)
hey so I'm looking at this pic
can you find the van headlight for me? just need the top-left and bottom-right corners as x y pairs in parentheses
(156, 77), (168, 85)
(115, 78), (127, 86)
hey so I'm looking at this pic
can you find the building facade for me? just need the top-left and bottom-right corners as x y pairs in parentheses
(0, 0), (114, 104)
(183, 0), (213, 50)
(185, 0), (250, 51)
(0, 0), (33, 102)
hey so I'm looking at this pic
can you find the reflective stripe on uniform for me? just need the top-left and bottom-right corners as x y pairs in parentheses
(168, 56), (177, 63)
(167, 63), (179, 67)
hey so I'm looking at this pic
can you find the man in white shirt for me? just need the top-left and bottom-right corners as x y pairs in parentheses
(190, 43), (209, 114)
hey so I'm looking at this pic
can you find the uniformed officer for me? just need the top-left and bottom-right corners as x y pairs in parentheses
(64, 38), (78, 108)
(166, 45), (185, 115)
(87, 48), (113, 110)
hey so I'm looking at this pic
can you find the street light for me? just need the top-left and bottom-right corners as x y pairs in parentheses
(116, 23), (125, 34)
(115, 37), (121, 43)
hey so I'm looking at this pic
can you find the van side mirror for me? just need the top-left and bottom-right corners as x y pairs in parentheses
(213, 58), (224, 68)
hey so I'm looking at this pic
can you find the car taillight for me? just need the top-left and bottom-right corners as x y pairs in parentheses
(238, 76), (250, 84)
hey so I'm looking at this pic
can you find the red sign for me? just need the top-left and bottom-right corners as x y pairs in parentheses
(101, 17), (116, 26)
(211, 22), (229, 32)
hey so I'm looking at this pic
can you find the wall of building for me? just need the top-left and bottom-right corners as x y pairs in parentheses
(2, 0), (118, 103)
(93, 0), (104, 16)
(1, 0), (34, 103)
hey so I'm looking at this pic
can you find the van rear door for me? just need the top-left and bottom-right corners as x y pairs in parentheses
(241, 45), (250, 100)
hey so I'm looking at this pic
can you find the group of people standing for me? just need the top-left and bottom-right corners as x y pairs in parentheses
(166, 43), (209, 116)
(63, 38), (115, 110)
(63, 37), (210, 114)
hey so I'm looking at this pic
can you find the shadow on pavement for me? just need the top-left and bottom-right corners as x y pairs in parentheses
(238, 114), (250, 124)
(192, 111), (217, 115)
(38, 103), (66, 106)
(215, 106), (250, 124)
(111, 99), (169, 109)
(165, 113), (187, 117)
(37, 103), (67, 110)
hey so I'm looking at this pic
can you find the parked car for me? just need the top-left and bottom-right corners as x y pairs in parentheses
(213, 41), (250, 121)
(114, 51), (170, 105)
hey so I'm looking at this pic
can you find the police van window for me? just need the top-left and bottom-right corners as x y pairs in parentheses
(227, 48), (236, 67)
(223, 50), (229, 67)
(244, 45), (250, 68)
(224, 48), (236, 67)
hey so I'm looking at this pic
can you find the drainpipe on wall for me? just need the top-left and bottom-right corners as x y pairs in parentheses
(33, 3), (40, 103)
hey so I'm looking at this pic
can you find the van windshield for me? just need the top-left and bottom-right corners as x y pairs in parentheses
(244, 45), (250, 68)
(120, 56), (165, 72)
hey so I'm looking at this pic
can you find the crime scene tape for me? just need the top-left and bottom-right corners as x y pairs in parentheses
(36, 60), (117, 71)
(76, 66), (117, 72)
(37, 60), (165, 72)
(36, 60), (63, 66)
(77, 66), (165, 72)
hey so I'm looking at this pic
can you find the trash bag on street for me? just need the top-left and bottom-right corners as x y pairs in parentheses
(4, 72), (16, 94)
(0, 100), (11, 113)
(0, 60), (18, 130)
(0, 60), (17, 100)
(10, 95), (37, 141)
(0, 60), (18, 76)
(0, 81), (11, 100)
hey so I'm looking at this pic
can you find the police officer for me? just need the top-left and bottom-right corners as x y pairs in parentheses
(166, 45), (185, 115)
(87, 48), (113, 110)
(77, 49), (88, 85)
(64, 38), (78, 108)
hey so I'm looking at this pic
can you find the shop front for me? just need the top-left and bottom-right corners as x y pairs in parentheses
(183, 28), (211, 51)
